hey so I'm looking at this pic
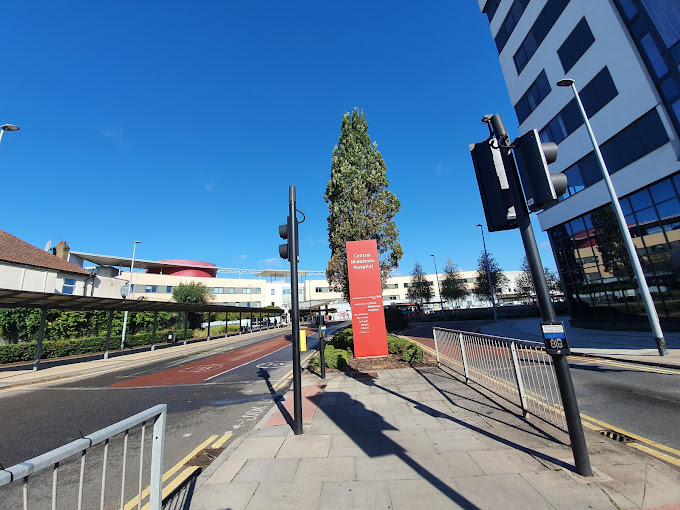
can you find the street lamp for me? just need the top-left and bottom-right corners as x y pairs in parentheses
(430, 254), (444, 315)
(0, 124), (20, 147)
(557, 78), (667, 356)
(121, 241), (142, 351)
(476, 224), (498, 321)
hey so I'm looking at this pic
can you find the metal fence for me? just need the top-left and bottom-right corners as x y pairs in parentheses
(0, 404), (167, 510)
(433, 327), (567, 431)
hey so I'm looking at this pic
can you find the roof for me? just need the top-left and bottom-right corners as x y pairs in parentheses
(0, 288), (282, 314)
(0, 231), (90, 276)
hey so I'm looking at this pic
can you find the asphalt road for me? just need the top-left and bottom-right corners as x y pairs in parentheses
(401, 320), (680, 452)
(0, 322), (346, 509)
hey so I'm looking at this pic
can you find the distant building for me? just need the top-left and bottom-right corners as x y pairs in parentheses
(0, 230), (122, 298)
(476, 0), (680, 323)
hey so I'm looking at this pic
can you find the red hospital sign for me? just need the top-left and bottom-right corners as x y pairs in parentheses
(346, 240), (388, 357)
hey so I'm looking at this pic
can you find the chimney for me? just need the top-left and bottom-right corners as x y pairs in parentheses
(55, 241), (70, 261)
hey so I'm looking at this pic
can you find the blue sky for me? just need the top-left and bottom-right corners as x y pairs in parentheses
(0, 1), (556, 278)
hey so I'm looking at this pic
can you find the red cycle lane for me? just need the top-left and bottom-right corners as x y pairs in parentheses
(110, 333), (299, 388)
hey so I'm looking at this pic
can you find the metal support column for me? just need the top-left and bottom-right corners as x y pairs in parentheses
(104, 310), (114, 359)
(33, 308), (48, 371)
(490, 113), (592, 477)
(183, 312), (188, 346)
(239, 311), (242, 334)
(151, 311), (158, 351)
(207, 312), (211, 340)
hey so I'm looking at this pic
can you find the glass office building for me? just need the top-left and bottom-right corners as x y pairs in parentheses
(477, 0), (680, 322)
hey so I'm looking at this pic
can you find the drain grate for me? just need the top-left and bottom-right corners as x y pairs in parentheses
(599, 429), (636, 443)
(185, 448), (224, 467)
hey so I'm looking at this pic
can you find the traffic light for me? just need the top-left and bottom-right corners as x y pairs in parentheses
(470, 138), (518, 232)
(278, 215), (299, 261)
(512, 129), (568, 212)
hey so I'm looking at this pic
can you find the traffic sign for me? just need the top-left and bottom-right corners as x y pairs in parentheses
(541, 322), (570, 355)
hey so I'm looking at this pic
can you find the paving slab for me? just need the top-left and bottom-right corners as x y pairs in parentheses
(318, 481), (392, 510)
(454, 473), (554, 510)
(426, 428), (492, 453)
(189, 482), (258, 510)
(388, 478), (469, 510)
(231, 458), (300, 483)
(230, 436), (285, 459)
(468, 449), (549, 475)
(521, 470), (619, 510)
(293, 457), (356, 482)
(355, 453), (420, 481)
(245, 482), (322, 510)
(204, 458), (247, 484)
(277, 434), (331, 458)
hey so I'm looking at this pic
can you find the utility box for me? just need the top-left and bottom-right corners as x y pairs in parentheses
(167, 331), (177, 343)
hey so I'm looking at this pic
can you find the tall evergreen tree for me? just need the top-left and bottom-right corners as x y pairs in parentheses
(473, 251), (509, 303)
(440, 258), (468, 306)
(407, 262), (433, 306)
(325, 108), (403, 301)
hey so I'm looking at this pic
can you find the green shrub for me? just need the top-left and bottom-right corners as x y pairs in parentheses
(384, 308), (409, 332)
(329, 328), (354, 351)
(309, 345), (353, 370)
(387, 335), (423, 363)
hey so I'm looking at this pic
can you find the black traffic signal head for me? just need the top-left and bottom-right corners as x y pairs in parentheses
(512, 129), (568, 212)
(278, 216), (299, 261)
(470, 138), (518, 232)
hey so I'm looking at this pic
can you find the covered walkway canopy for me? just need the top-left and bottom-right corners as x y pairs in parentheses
(0, 288), (283, 371)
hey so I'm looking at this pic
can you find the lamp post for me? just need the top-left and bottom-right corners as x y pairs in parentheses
(121, 241), (142, 351)
(476, 224), (497, 321)
(430, 254), (444, 315)
(557, 78), (667, 356)
(0, 124), (20, 147)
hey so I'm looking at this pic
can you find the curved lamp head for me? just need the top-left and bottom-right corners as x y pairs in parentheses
(1, 124), (19, 132)
(557, 78), (575, 87)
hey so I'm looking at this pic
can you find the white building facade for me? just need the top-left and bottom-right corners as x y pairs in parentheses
(478, 0), (680, 322)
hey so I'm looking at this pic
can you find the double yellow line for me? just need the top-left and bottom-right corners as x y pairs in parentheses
(125, 433), (233, 510)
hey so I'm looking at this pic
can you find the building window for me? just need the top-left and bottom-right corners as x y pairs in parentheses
(145, 285), (156, 293)
(212, 287), (224, 294)
(513, 0), (571, 74)
(403, 283), (410, 288)
(514, 70), (551, 124)
(640, 33), (668, 78)
(494, 0), (530, 53)
(271, 289), (275, 295)
(558, 108), (669, 200)
(540, 67), (617, 144)
(549, 173), (680, 321)
(283, 289), (291, 295)
(557, 18), (595, 73)
(243, 288), (251, 294)
(62, 278), (77, 295)
(484, 0), (502, 24)
(385, 283), (399, 289)
(166, 286), (172, 293)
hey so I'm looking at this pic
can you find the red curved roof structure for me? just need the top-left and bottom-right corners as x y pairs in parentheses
(147, 260), (218, 278)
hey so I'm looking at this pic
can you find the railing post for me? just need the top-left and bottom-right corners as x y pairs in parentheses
(432, 328), (441, 365)
(207, 312), (211, 341)
(510, 342), (528, 416)
(183, 312), (188, 346)
(458, 332), (469, 382)
(149, 406), (167, 510)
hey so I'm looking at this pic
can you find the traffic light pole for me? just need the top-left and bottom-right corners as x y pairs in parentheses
(288, 185), (304, 435)
(489, 114), (593, 477)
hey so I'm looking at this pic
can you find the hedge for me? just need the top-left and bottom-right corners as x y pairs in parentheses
(0, 329), (211, 365)
(387, 336), (424, 363)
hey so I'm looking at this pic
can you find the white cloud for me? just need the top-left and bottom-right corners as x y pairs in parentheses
(260, 258), (283, 267)
(539, 241), (550, 249)
(240, 254), (248, 260)
(99, 127), (130, 151)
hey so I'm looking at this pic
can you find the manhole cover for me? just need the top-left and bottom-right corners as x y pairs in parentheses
(185, 448), (225, 467)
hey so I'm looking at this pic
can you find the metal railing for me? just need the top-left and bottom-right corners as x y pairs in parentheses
(433, 327), (566, 431)
(0, 404), (167, 510)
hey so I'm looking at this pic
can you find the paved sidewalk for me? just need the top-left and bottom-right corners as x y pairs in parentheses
(189, 367), (680, 510)
(479, 316), (680, 368)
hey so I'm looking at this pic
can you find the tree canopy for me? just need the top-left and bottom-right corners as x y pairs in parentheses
(473, 251), (509, 303)
(440, 258), (468, 306)
(407, 262), (433, 305)
(325, 108), (403, 301)
(171, 282), (213, 304)
(516, 256), (562, 301)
